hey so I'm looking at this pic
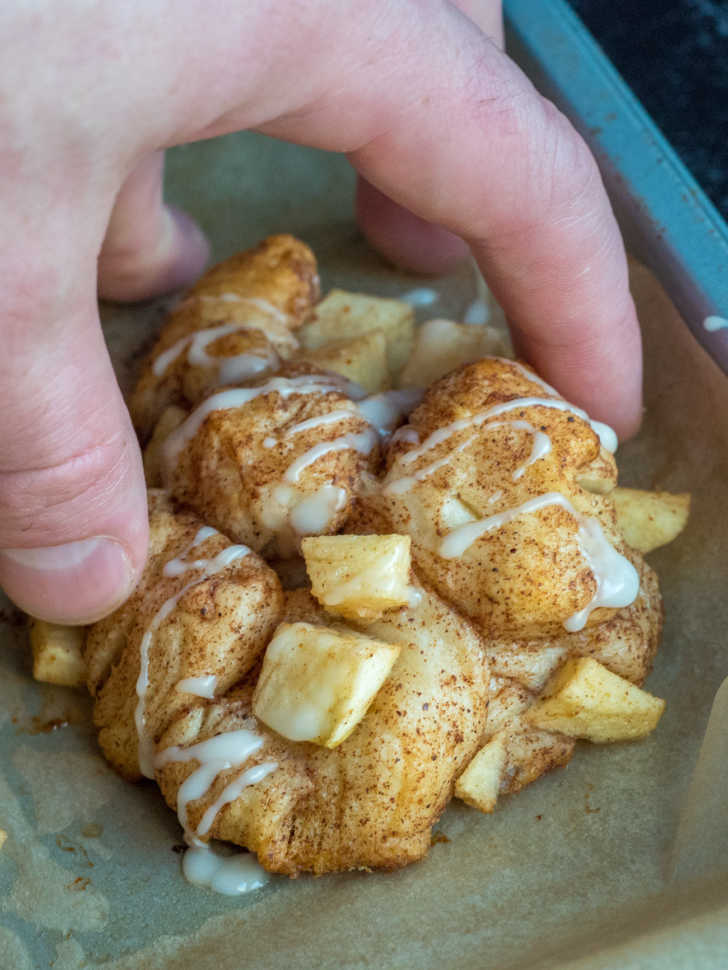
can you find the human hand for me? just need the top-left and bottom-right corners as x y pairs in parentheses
(0, 0), (641, 624)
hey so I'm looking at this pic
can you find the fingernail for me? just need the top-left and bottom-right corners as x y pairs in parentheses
(0, 536), (136, 624)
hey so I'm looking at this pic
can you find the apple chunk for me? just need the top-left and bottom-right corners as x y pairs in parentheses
(527, 657), (665, 743)
(300, 289), (414, 378)
(454, 733), (507, 813)
(612, 487), (690, 554)
(252, 621), (400, 747)
(302, 534), (411, 621)
(29, 620), (86, 687)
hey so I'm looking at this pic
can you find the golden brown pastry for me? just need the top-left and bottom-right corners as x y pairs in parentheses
(129, 235), (319, 441)
(79, 239), (678, 883)
(161, 362), (380, 558)
(365, 357), (642, 638)
(154, 586), (490, 875)
(84, 492), (283, 780)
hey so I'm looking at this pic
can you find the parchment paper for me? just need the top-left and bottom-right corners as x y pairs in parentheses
(1, 132), (726, 970)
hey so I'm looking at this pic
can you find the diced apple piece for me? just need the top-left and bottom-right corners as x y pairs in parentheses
(0, 829), (7, 850)
(302, 534), (411, 621)
(252, 621), (400, 747)
(296, 331), (389, 394)
(612, 487), (690, 554)
(301, 290), (414, 378)
(398, 318), (511, 389)
(527, 657), (665, 743)
(29, 620), (86, 687)
(454, 733), (507, 813)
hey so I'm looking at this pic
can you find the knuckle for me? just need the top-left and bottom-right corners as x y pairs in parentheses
(534, 98), (601, 212)
(0, 433), (131, 544)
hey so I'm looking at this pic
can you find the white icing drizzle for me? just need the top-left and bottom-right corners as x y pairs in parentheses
(496, 358), (618, 453)
(401, 287), (438, 307)
(152, 296), (297, 381)
(289, 485), (348, 534)
(358, 389), (424, 436)
(162, 376), (347, 476)
(162, 526), (218, 576)
(176, 675), (218, 699)
(152, 321), (280, 381)
(703, 315), (728, 332)
(497, 357), (560, 396)
(562, 516), (640, 632)
(440, 492), (575, 558)
(155, 729), (277, 896)
(287, 409), (357, 437)
(438, 491), (638, 631)
(197, 761), (277, 837)
(399, 396), (613, 472)
(152, 337), (193, 376)
(182, 843), (270, 896)
(284, 428), (378, 483)
(509, 421), (552, 480)
(385, 434), (477, 496)
(384, 357), (633, 632)
(463, 299), (490, 326)
(218, 350), (277, 385)
(386, 418), (549, 496)
(134, 532), (251, 778)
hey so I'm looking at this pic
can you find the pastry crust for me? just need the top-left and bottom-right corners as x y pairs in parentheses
(129, 235), (319, 441)
(84, 492), (283, 780)
(370, 358), (631, 637)
(82, 237), (672, 879)
(163, 362), (380, 558)
(155, 587), (490, 875)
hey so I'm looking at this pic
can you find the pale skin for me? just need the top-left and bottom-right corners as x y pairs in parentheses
(0, 0), (642, 624)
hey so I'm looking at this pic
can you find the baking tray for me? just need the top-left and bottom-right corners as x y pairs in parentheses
(505, 0), (728, 372)
(2, 3), (728, 968)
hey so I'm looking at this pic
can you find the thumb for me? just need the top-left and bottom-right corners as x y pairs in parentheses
(0, 218), (148, 624)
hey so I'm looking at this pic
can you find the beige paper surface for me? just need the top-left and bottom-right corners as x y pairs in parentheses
(1, 133), (726, 970)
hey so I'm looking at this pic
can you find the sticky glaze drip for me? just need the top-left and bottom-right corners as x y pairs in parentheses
(400, 287), (438, 307)
(284, 428), (378, 483)
(289, 485), (348, 534)
(438, 491), (638, 631)
(182, 843), (270, 895)
(386, 419), (550, 496)
(358, 389), (424, 436)
(286, 410), (357, 437)
(399, 396), (614, 473)
(494, 359), (617, 452)
(152, 321), (281, 381)
(162, 376), (348, 476)
(135, 533), (250, 778)
(155, 729), (277, 895)
(176, 675), (218, 699)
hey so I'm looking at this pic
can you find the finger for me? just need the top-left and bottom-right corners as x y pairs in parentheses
(454, 0), (504, 47)
(0, 210), (149, 623)
(356, 177), (468, 274)
(353, 2), (503, 275)
(98, 151), (209, 302)
(240, 1), (640, 436)
(50, 0), (639, 433)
